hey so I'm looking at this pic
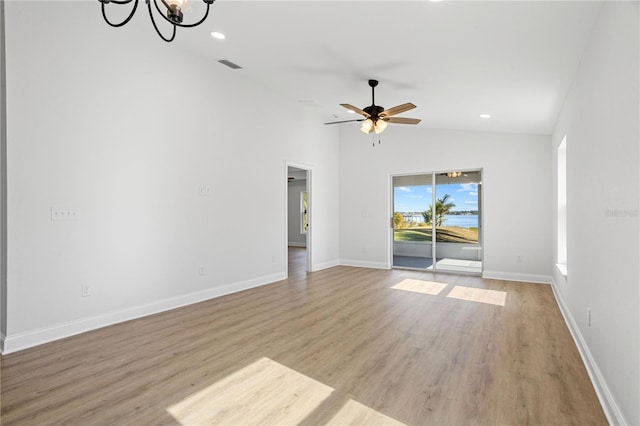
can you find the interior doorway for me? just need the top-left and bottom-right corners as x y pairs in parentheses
(391, 170), (483, 274)
(286, 163), (311, 275)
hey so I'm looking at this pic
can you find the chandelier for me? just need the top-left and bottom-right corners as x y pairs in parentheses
(447, 171), (463, 178)
(99, 0), (216, 42)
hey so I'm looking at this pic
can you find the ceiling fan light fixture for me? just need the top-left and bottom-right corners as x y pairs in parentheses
(374, 119), (388, 134)
(361, 118), (374, 134)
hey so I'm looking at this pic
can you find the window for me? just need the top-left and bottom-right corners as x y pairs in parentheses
(557, 136), (567, 275)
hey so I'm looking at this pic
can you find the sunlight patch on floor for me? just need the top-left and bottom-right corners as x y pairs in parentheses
(326, 398), (406, 425)
(167, 357), (407, 425)
(391, 279), (448, 296)
(446, 285), (507, 306)
(167, 357), (332, 425)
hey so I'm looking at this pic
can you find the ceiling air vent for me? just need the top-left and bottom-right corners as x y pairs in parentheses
(218, 59), (242, 70)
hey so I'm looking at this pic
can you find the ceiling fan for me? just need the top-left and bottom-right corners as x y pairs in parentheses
(325, 79), (421, 134)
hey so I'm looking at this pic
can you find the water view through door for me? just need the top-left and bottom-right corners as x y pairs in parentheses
(392, 171), (482, 274)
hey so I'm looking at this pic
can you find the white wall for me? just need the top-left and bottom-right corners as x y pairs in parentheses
(287, 179), (307, 247)
(551, 2), (639, 424)
(0, 0), (7, 344)
(4, 7), (636, 424)
(1, 1), (339, 352)
(339, 125), (551, 282)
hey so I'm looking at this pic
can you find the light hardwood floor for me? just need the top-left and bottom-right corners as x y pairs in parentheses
(1, 247), (606, 425)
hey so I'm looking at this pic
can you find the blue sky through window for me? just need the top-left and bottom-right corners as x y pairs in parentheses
(394, 183), (478, 212)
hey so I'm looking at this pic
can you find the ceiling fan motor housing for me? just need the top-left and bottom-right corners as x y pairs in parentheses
(364, 105), (384, 119)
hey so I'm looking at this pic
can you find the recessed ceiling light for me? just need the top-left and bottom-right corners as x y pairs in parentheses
(210, 31), (226, 40)
(480, 114), (491, 119)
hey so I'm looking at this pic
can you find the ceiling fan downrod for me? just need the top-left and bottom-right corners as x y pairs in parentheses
(369, 79), (378, 106)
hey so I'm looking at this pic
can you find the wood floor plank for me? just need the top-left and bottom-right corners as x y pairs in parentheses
(0, 248), (606, 425)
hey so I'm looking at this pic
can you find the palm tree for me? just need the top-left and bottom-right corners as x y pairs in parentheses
(421, 209), (432, 225)
(435, 194), (456, 226)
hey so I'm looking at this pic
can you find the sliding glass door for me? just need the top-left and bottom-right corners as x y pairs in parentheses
(392, 174), (433, 269)
(392, 170), (482, 274)
(434, 171), (482, 274)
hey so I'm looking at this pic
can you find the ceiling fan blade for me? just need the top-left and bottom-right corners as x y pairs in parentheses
(385, 117), (422, 125)
(380, 103), (416, 118)
(340, 103), (370, 117)
(324, 119), (365, 125)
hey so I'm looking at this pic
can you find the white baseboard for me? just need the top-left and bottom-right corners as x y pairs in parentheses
(482, 270), (551, 284)
(550, 278), (626, 425)
(1, 272), (286, 355)
(339, 259), (389, 270)
(312, 259), (340, 272)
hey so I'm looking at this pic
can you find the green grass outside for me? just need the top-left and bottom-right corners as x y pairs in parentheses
(394, 227), (478, 243)
(394, 229), (432, 242)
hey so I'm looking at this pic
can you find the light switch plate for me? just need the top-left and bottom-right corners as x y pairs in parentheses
(51, 207), (79, 221)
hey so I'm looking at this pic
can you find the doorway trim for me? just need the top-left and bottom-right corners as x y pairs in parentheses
(285, 161), (312, 276)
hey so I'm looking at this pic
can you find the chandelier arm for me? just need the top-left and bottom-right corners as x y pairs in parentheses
(147, 0), (177, 42)
(101, 0), (139, 28)
(152, 0), (213, 28)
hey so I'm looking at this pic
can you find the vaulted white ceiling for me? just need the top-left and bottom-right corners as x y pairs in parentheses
(172, 1), (602, 135)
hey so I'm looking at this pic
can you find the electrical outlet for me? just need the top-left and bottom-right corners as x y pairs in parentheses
(81, 285), (91, 297)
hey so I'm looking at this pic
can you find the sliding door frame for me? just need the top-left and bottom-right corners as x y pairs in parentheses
(389, 168), (484, 274)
